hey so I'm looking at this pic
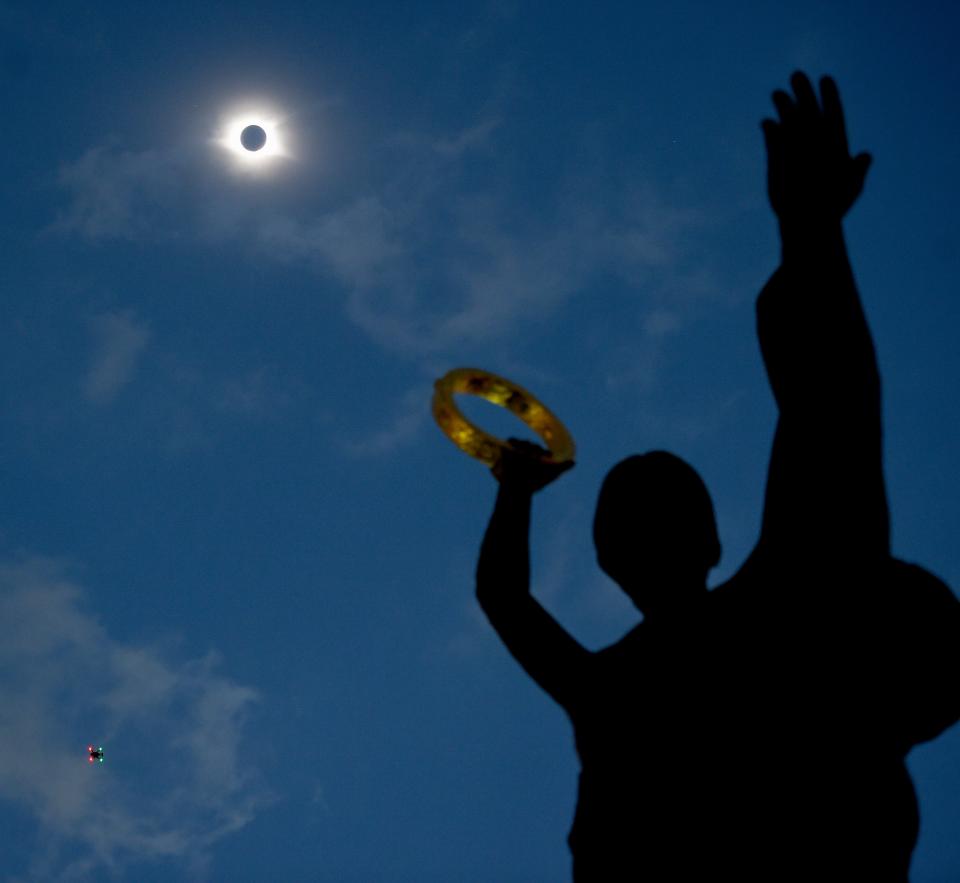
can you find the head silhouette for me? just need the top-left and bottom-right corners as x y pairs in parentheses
(593, 451), (721, 616)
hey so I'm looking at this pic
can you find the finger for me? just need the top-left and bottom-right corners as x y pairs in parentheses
(790, 71), (819, 118)
(506, 438), (550, 460)
(853, 152), (872, 178)
(819, 76), (850, 155)
(514, 437), (547, 452)
(771, 89), (796, 126)
(838, 152), (872, 212)
(852, 152), (872, 193)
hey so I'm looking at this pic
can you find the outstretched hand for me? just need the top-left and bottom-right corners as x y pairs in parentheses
(762, 72), (872, 226)
(492, 438), (575, 495)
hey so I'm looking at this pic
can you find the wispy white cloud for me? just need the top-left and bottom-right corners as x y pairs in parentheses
(258, 196), (401, 288)
(433, 116), (501, 157)
(0, 558), (275, 882)
(50, 117), (727, 466)
(216, 365), (296, 419)
(53, 116), (713, 365)
(338, 386), (430, 458)
(389, 116), (502, 158)
(81, 311), (150, 405)
(53, 146), (185, 241)
(571, 570), (643, 646)
(338, 186), (712, 358)
(642, 307), (683, 338)
(443, 505), (596, 659)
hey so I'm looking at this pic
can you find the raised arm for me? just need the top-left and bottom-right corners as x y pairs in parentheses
(476, 440), (589, 712)
(755, 73), (889, 562)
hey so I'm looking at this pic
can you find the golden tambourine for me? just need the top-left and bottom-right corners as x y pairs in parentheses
(432, 367), (576, 467)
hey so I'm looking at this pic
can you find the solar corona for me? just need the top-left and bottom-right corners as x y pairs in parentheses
(216, 105), (289, 170)
(432, 367), (575, 467)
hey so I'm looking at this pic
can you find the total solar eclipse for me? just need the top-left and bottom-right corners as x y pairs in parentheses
(217, 108), (288, 170)
(241, 124), (267, 151)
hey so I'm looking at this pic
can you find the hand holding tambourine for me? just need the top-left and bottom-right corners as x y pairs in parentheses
(432, 368), (576, 472)
(492, 437), (575, 493)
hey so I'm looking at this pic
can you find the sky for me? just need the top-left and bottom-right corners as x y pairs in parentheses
(1, 1), (958, 880)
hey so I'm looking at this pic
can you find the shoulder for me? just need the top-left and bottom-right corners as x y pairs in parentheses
(755, 266), (794, 319)
(885, 559), (955, 596)
(878, 559), (959, 626)
(594, 624), (644, 661)
(705, 559), (769, 619)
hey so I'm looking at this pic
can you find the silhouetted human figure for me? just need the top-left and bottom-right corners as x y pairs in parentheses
(475, 72), (960, 881)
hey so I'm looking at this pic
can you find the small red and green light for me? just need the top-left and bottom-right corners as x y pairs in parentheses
(87, 745), (104, 764)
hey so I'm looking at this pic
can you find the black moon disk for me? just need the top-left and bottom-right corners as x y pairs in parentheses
(240, 124), (267, 151)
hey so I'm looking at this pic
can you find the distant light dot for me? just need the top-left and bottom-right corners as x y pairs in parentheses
(241, 124), (267, 151)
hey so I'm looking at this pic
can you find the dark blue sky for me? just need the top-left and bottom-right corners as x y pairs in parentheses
(1, 2), (958, 880)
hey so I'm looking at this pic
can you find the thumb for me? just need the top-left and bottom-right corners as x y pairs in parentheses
(842, 152), (872, 212)
(761, 119), (782, 163)
(853, 152), (872, 185)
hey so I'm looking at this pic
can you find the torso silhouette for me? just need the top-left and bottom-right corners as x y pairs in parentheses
(566, 605), (725, 879)
(475, 93), (960, 878)
(564, 251), (960, 881)
(564, 560), (958, 881)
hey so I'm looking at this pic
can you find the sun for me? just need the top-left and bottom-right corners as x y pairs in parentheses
(216, 105), (290, 171)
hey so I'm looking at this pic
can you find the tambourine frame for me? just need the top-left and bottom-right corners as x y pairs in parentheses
(432, 367), (575, 467)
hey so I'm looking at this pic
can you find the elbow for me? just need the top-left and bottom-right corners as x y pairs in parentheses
(475, 583), (504, 625)
(475, 577), (500, 613)
(475, 573), (526, 615)
(475, 567), (494, 609)
(475, 578), (487, 606)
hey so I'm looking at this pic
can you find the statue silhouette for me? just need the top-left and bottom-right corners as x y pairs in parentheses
(475, 72), (960, 881)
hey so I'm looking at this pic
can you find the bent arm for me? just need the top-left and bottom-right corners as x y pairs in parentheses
(476, 484), (590, 711)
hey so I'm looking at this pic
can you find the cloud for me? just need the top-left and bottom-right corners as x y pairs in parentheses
(338, 185), (711, 357)
(216, 365), (296, 419)
(81, 311), (150, 405)
(351, 197), (594, 348)
(338, 386), (430, 458)
(53, 117), (714, 362)
(443, 507), (593, 660)
(258, 196), (401, 288)
(433, 116), (501, 157)
(389, 116), (502, 158)
(53, 146), (185, 241)
(643, 308), (683, 338)
(572, 570), (643, 643)
(0, 558), (274, 882)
